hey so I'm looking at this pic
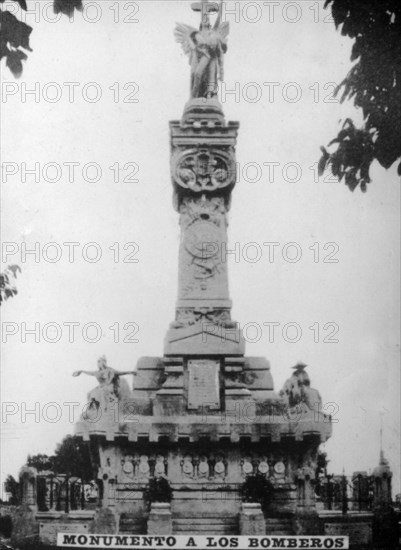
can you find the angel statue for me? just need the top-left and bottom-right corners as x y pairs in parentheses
(174, 0), (229, 99)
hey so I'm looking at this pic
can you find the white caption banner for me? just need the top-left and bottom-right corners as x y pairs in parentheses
(57, 533), (349, 549)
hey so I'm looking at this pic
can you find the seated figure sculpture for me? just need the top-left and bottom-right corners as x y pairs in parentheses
(73, 355), (136, 412)
(279, 362), (322, 411)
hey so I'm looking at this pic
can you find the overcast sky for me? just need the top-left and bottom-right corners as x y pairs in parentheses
(1, 0), (400, 496)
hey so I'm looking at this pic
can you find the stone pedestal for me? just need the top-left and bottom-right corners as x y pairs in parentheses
(294, 512), (322, 536)
(239, 503), (266, 535)
(91, 507), (117, 534)
(147, 503), (172, 535)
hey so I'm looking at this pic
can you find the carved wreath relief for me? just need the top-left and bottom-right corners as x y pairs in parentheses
(174, 306), (233, 328)
(172, 148), (236, 193)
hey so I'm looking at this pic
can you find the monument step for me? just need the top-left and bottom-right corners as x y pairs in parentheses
(173, 516), (238, 535)
(173, 523), (238, 528)
(265, 518), (293, 535)
(173, 518), (238, 523)
(119, 516), (147, 534)
(265, 520), (293, 525)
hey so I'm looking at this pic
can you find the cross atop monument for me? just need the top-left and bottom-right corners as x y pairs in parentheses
(191, 0), (220, 28)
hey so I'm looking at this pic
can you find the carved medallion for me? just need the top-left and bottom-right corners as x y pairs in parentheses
(199, 458), (209, 477)
(258, 461), (269, 475)
(274, 461), (286, 475)
(182, 456), (194, 477)
(185, 221), (220, 260)
(138, 456), (150, 476)
(172, 148), (236, 193)
(122, 459), (134, 475)
(242, 459), (253, 475)
(214, 460), (225, 477)
(155, 456), (166, 476)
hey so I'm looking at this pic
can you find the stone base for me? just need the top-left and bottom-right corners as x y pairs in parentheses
(239, 503), (266, 535)
(372, 508), (398, 549)
(182, 98), (225, 124)
(294, 510), (322, 535)
(147, 503), (172, 535)
(10, 504), (39, 548)
(91, 507), (117, 534)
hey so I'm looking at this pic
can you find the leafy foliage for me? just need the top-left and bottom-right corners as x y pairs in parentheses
(316, 450), (329, 478)
(53, 0), (83, 17)
(0, 265), (21, 305)
(241, 473), (273, 512)
(0, 0), (82, 76)
(25, 436), (94, 480)
(26, 453), (53, 472)
(0, 514), (13, 538)
(320, 0), (401, 191)
(0, 1), (32, 77)
(4, 474), (20, 505)
(52, 435), (94, 480)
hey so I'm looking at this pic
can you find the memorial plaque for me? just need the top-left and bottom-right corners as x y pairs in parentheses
(40, 522), (88, 545)
(187, 359), (220, 410)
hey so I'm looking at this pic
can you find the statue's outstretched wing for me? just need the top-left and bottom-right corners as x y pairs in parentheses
(174, 23), (197, 59)
(216, 21), (230, 44)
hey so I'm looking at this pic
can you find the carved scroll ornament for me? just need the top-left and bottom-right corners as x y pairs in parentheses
(171, 148), (236, 193)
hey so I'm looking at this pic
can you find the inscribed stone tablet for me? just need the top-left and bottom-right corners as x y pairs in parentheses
(187, 359), (220, 410)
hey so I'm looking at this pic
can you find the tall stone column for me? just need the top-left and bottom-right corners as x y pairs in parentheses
(164, 99), (245, 357)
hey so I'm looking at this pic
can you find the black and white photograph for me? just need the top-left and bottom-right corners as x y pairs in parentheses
(1, 1), (400, 548)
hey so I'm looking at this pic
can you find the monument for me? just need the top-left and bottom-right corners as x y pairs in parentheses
(72, 0), (332, 536)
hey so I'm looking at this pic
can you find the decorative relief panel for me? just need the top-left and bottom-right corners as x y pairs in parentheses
(241, 458), (254, 476)
(173, 307), (233, 329)
(198, 457), (210, 478)
(258, 460), (269, 475)
(138, 455), (150, 479)
(239, 456), (292, 485)
(118, 454), (168, 483)
(154, 455), (167, 477)
(214, 458), (227, 479)
(178, 196), (229, 302)
(182, 456), (195, 478)
(180, 196), (227, 230)
(115, 453), (294, 485)
(121, 456), (135, 482)
(179, 454), (227, 481)
(171, 148), (236, 194)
